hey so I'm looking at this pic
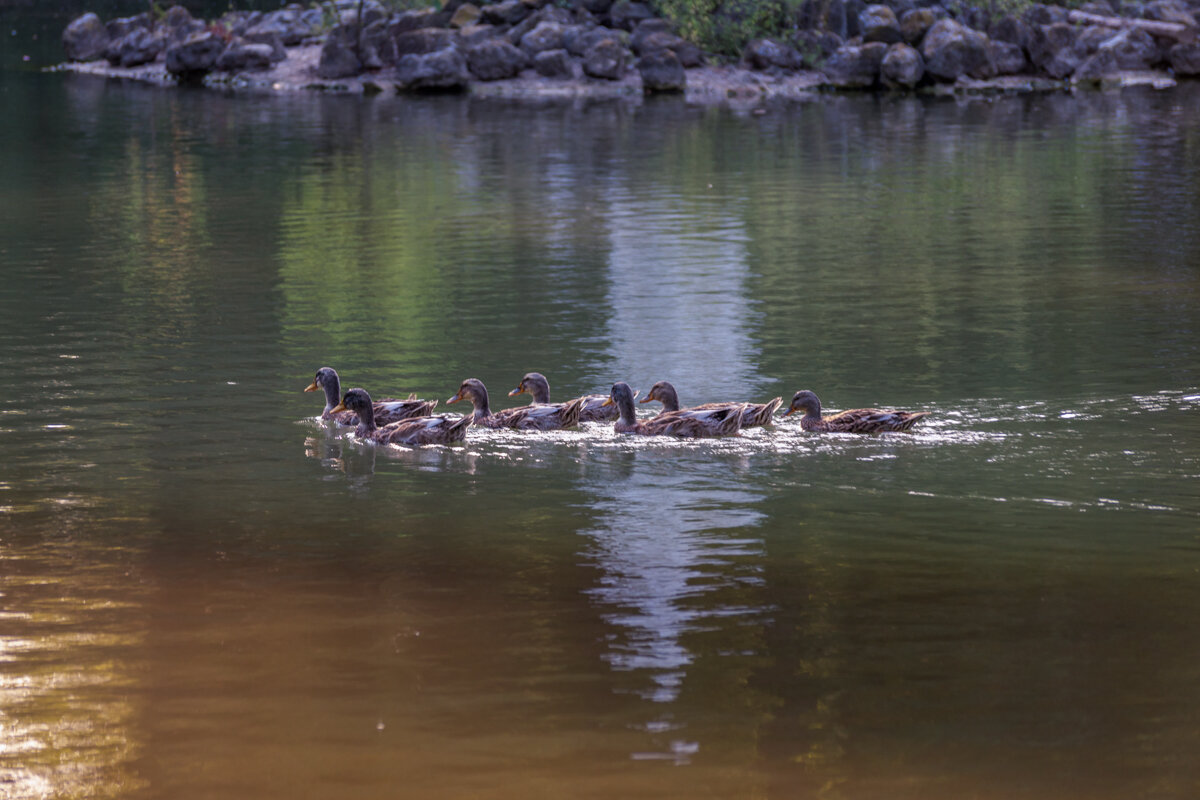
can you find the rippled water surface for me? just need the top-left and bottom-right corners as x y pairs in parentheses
(2, 36), (1200, 799)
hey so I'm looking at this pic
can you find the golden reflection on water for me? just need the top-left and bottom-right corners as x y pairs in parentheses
(0, 543), (146, 799)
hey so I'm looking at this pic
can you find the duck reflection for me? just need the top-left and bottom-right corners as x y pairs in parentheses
(303, 430), (478, 479)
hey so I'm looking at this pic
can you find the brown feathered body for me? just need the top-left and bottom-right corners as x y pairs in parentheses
(333, 388), (470, 446)
(787, 390), (929, 433)
(607, 382), (745, 438)
(509, 372), (618, 423)
(305, 367), (436, 425)
(450, 378), (586, 431)
(642, 380), (781, 428)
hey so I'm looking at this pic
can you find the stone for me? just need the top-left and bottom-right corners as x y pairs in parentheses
(317, 25), (362, 79)
(534, 48), (575, 78)
(248, 8), (318, 46)
(744, 38), (805, 71)
(1027, 22), (1082, 79)
(106, 14), (151, 41)
(582, 0), (615, 15)
(880, 41), (924, 85)
(630, 18), (672, 52)
(920, 18), (993, 80)
(216, 40), (274, 71)
(63, 12), (110, 61)
(823, 41), (887, 86)
(566, 27), (620, 57)
(162, 6), (206, 45)
(989, 39), (1027, 74)
(106, 28), (167, 68)
(464, 38), (531, 80)
(1022, 4), (1069, 26)
(521, 22), (567, 55)
(451, 3), (483, 28)
(638, 47), (686, 91)
(859, 5), (903, 44)
(243, 30), (287, 62)
(165, 31), (225, 76)
(458, 24), (504, 47)
(339, 0), (388, 28)
(583, 38), (628, 79)
(608, 1), (656, 31)
(395, 48), (471, 90)
(391, 9), (439, 34)
(1075, 25), (1117, 57)
(359, 19), (398, 69)
(395, 28), (456, 56)
(480, 0), (531, 27)
(1099, 27), (1163, 69)
(899, 8), (937, 45)
(218, 11), (261, 38)
(1144, 0), (1198, 25)
(1169, 41), (1200, 74)
(989, 15), (1031, 50)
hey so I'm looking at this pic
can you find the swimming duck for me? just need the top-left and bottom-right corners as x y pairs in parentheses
(603, 382), (745, 438)
(448, 378), (586, 431)
(332, 388), (471, 446)
(305, 367), (436, 425)
(508, 372), (619, 422)
(640, 380), (782, 428)
(785, 390), (929, 433)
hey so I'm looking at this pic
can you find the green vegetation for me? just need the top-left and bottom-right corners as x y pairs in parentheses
(652, 0), (804, 57)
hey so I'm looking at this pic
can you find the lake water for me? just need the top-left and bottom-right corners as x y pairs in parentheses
(2, 23), (1200, 799)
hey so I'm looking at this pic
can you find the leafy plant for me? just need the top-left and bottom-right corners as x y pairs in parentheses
(652, 0), (804, 57)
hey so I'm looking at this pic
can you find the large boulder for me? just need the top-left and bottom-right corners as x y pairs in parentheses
(464, 38), (530, 79)
(823, 40), (887, 86)
(1027, 22), (1082, 78)
(243, 30), (287, 62)
(520, 22), (567, 56)
(989, 15), (1032, 51)
(162, 6), (206, 45)
(566, 26), (622, 57)
(583, 38), (628, 79)
(396, 28), (456, 56)
(744, 38), (805, 70)
(106, 28), (167, 68)
(1144, 0), (1198, 26)
(534, 48), (576, 78)
(216, 40), (275, 72)
(859, 5), (903, 44)
(317, 25), (362, 79)
(899, 8), (937, 46)
(391, 8), (440, 33)
(63, 12), (111, 61)
(165, 31), (225, 77)
(880, 41), (924, 86)
(608, 1), (656, 31)
(638, 47), (686, 91)
(921, 18), (993, 80)
(106, 14), (151, 40)
(1169, 41), (1200, 73)
(988, 39), (1027, 74)
(480, 0), (531, 26)
(247, 7), (319, 46)
(1022, 4), (1070, 26)
(359, 19), (398, 68)
(395, 47), (471, 90)
(450, 3), (483, 28)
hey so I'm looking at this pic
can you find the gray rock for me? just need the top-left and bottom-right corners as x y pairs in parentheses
(358, 19), (398, 68)
(1028, 22), (1081, 78)
(921, 18), (993, 80)
(583, 38), (628, 79)
(395, 48), (471, 90)
(216, 40), (275, 71)
(1169, 41), (1200, 73)
(989, 39), (1027, 74)
(630, 18), (672, 51)
(218, 11), (261, 38)
(744, 38), (805, 71)
(860, 5), (903, 44)
(534, 48), (576, 78)
(1075, 24), (1116, 56)
(638, 47), (686, 91)
(1101, 27), (1163, 68)
(391, 9), (440, 34)
(63, 12), (110, 61)
(450, 3), (483, 28)
(566, 26), (620, 57)
(608, 1), (656, 31)
(106, 14), (151, 41)
(458, 24), (504, 47)
(106, 28), (167, 68)
(480, 0), (531, 27)
(521, 22), (567, 55)
(582, 0), (616, 15)
(880, 41), (924, 86)
(1022, 4), (1069, 26)
(243, 30), (287, 62)
(1144, 0), (1198, 25)
(396, 28), (456, 56)
(899, 8), (937, 45)
(317, 26), (362, 79)
(165, 32), (225, 76)
(162, 6), (206, 45)
(989, 15), (1031, 50)
(464, 38), (530, 80)
(824, 40), (887, 86)
(249, 8), (318, 47)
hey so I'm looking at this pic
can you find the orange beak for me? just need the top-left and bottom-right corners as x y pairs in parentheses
(304, 380), (319, 392)
(330, 401), (348, 414)
(446, 391), (463, 405)
(638, 395), (654, 403)
(507, 385), (525, 397)
(784, 407), (796, 417)
(600, 397), (614, 407)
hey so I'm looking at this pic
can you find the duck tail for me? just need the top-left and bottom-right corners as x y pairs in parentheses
(563, 396), (587, 428)
(748, 397), (783, 427)
(721, 404), (747, 436)
(448, 414), (473, 439)
(897, 411), (930, 431)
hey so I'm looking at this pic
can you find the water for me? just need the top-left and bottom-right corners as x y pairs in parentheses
(2, 38), (1200, 799)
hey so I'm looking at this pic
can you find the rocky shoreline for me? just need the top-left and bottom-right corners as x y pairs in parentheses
(56, 0), (1200, 103)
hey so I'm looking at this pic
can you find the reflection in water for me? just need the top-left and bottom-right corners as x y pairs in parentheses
(0, 542), (145, 798)
(580, 454), (767, 761)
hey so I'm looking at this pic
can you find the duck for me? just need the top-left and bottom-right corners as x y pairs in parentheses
(785, 390), (929, 433)
(332, 388), (471, 446)
(447, 378), (586, 431)
(305, 367), (436, 426)
(603, 382), (745, 438)
(508, 372), (619, 422)
(640, 380), (782, 428)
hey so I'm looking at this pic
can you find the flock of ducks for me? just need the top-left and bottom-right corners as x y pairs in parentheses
(304, 367), (930, 446)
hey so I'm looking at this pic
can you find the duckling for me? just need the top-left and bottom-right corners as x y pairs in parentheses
(447, 378), (585, 431)
(508, 371), (618, 422)
(304, 367), (436, 425)
(785, 390), (929, 433)
(332, 388), (471, 446)
(603, 382), (745, 438)
(640, 380), (782, 428)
